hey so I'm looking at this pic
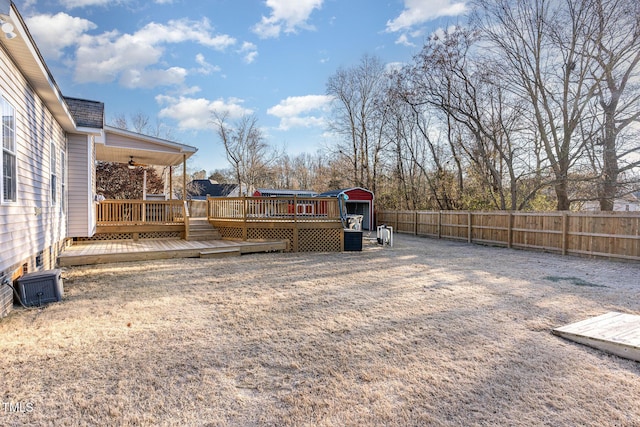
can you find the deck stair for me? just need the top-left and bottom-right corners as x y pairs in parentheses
(187, 217), (221, 241)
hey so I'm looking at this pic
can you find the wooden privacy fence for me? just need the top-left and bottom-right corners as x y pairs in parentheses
(207, 197), (343, 252)
(377, 210), (640, 262)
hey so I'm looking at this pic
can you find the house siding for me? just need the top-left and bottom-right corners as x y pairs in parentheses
(0, 42), (67, 278)
(67, 133), (95, 237)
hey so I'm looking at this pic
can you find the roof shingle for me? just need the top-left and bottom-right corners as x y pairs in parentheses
(64, 97), (104, 129)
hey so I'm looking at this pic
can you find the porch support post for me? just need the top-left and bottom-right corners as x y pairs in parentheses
(169, 166), (173, 200)
(143, 169), (147, 200)
(182, 154), (187, 201)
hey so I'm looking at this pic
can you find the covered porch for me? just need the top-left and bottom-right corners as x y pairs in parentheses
(88, 125), (197, 240)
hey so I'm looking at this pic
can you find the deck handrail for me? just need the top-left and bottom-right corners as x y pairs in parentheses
(207, 196), (341, 223)
(96, 199), (185, 226)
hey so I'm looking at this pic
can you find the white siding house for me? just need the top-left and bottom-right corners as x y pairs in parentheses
(0, 1), (196, 316)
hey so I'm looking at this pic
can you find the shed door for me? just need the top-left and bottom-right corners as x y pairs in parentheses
(346, 202), (371, 230)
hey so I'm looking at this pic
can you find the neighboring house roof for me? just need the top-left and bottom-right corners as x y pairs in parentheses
(64, 97), (104, 129)
(254, 189), (318, 197)
(189, 180), (238, 197)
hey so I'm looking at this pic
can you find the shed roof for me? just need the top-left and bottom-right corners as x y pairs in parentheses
(319, 187), (374, 198)
(255, 189), (318, 197)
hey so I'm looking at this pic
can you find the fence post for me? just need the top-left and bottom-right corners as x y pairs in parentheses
(507, 212), (513, 249)
(437, 211), (442, 239)
(562, 212), (568, 256)
(414, 211), (418, 235)
(467, 212), (472, 243)
(395, 211), (399, 231)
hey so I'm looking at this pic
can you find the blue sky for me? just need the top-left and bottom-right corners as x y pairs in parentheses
(17, 0), (467, 173)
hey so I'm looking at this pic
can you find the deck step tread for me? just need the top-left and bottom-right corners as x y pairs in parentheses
(199, 248), (241, 258)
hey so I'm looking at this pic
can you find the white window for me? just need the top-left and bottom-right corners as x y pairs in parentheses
(1, 97), (16, 203)
(50, 140), (56, 205)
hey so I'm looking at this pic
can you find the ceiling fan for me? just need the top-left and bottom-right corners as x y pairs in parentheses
(128, 156), (147, 169)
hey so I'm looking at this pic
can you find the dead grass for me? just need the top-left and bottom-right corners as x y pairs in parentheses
(1, 235), (639, 426)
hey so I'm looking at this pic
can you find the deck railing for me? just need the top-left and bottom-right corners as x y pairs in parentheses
(207, 196), (343, 252)
(207, 196), (341, 222)
(96, 199), (185, 225)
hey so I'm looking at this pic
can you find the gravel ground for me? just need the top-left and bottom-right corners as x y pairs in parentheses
(1, 234), (639, 426)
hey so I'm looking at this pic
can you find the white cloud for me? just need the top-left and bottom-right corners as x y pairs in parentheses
(267, 95), (332, 130)
(60, 0), (116, 8)
(385, 62), (405, 73)
(120, 67), (187, 88)
(238, 42), (258, 64)
(156, 95), (253, 130)
(133, 18), (236, 50)
(69, 18), (236, 88)
(194, 53), (221, 75)
(252, 0), (323, 39)
(386, 0), (467, 33)
(395, 34), (415, 47)
(25, 13), (96, 60)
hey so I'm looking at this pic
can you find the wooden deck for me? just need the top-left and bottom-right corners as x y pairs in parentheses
(553, 312), (640, 362)
(58, 239), (288, 267)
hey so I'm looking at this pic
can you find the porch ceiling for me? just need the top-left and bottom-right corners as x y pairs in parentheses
(96, 125), (197, 167)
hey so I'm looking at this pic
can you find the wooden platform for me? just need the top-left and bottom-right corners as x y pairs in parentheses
(553, 312), (640, 362)
(58, 239), (288, 267)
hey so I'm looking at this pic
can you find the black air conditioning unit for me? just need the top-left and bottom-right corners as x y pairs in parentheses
(344, 229), (363, 251)
(17, 269), (63, 307)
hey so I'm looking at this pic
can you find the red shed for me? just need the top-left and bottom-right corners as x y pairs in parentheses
(319, 187), (375, 230)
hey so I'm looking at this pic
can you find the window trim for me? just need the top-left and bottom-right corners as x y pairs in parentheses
(1, 96), (17, 204)
(60, 148), (66, 213)
(50, 140), (57, 205)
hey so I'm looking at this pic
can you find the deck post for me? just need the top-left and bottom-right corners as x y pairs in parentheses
(242, 196), (248, 240)
(183, 201), (190, 240)
(293, 196), (299, 252)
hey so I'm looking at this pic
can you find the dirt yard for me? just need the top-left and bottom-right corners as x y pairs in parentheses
(1, 235), (639, 426)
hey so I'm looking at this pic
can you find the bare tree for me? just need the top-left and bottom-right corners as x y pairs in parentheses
(586, 0), (640, 210)
(326, 54), (391, 193)
(211, 112), (278, 194)
(399, 27), (544, 210)
(472, 0), (603, 210)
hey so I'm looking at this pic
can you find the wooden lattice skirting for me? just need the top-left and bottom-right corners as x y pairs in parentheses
(211, 221), (343, 252)
(76, 231), (182, 242)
